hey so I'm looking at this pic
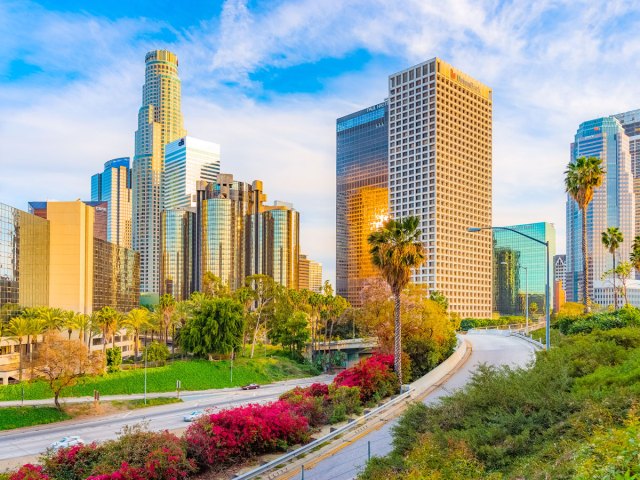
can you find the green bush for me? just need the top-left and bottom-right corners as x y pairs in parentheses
(105, 347), (122, 373)
(144, 341), (170, 365)
(558, 306), (640, 335)
(459, 316), (524, 331)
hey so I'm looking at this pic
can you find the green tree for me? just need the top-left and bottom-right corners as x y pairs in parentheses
(529, 302), (539, 317)
(123, 308), (150, 360)
(37, 307), (64, 336)
(368, 216), (426, 381)
(5, 316), (32, 381)
(614, 261), (633, 306)
(269, 311), (311, 356)
(201, 272), (231, 298)
(178, 297), (244, 358)
(630, 235), (640, 275)
(565, 156), (605, 312)
(429, 291), (449, 312)
(244, 274), (276, 358)
(95, 306), (120, 353)
(602, 226), (624, 309)
(106, 346), (122, 373)
(156, 294), (176, 345)
(144, 341), (170, 365)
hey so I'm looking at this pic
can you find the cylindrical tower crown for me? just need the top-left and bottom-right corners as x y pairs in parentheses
(145, 50), (179, 66)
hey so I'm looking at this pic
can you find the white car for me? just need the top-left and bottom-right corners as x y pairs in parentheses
(50, 436), (84, 451)
(183, 410), (204, 422)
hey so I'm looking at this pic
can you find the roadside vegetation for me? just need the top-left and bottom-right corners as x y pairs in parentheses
(0, 406), (70, 431)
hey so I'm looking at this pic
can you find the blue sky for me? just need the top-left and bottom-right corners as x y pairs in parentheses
(2, 0), (640, 284)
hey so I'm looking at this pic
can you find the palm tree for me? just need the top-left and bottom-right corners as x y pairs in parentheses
(157, 294), (176, 345)
(70, 313), (91, 347)
(565, 156), (605, 313)
(5, 317), (32, 381)
(123, 308), (150, 361)
(37, 307), (64, 336)
(602, 227), (624, 309)
(368, 216), (426, 382)
(95, 306), (120, 353)
(630, 236), (640, 276)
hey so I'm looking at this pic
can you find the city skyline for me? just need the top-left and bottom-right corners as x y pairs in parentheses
(4, 1), (640, 284)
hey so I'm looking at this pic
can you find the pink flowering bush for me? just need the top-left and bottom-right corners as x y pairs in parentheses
(41, 443), (102, 480)
(9, 465), (49, 480)
(185, 401), (309, 468)
(334, 354), (398, 402)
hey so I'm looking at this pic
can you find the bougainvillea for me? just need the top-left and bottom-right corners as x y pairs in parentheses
(185, 401), (309, 467)
(333, 354), (398, 402)
(41, 443), (102, 480)
(9, 464), (50, 480)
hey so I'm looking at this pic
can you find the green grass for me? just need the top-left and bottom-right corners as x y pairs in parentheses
(0, 356), (318, 401)
(0, 406), (70, 430)
(529, 326), (563, 345)
(110, 397), (182, 409)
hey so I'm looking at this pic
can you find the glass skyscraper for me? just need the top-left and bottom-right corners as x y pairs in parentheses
(133, 50), (186, 295)
(493, 223), (556, 316)
(336, 101), (388, 306)
(160, 208), (194, 301)
(264, 201), (300, 290)
(566, 117), (635, 305)
(91, 157), (132, 248)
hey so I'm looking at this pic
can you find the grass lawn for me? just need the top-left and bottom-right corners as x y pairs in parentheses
(529, 326), (563, 346)
(0, 355), (317, 401)
(110, 397), (182, 409)
(0, 406), (70, 430)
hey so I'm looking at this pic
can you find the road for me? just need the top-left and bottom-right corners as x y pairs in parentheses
(0, 374), (333, 467)
(297, 334), (537, 480)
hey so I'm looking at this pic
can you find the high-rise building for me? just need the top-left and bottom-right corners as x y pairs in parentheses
(30, 201), (108, 242)
(299, 254), (323, 293)
(160, 208), (194, 301)
(554, 254), (566, 291)
(91, 158), (132, 248)
(264, 201), (300, 290)
(163, 136), (220, 210)
(0, 203), (49, 318)
(132, 50), (186, 296)
(492, 223), (556, 316)
(566, 117), (635, 305)
(336, 101), (388, 306)
(388, 59), (493, 317)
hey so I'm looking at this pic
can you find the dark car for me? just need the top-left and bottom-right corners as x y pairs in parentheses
(242, 383), (260, 390)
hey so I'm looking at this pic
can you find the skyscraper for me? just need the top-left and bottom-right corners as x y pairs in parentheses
(264, 201), (300, 290)
(336, 101), (388, 307)
(493, 223), (556, 316)
(91, 157), (132, 248)
(132, 50), (186, 296)
(299, 254), (323, 293)
(388, 59), (493, 317)
(566, 116), (635, 305)
(163, 136), (220, 210)
(160, 208), (194, 301)
(554, 254), (566, 291)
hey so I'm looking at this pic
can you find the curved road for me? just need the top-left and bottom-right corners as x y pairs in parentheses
(297, 334), (537, 480)
(0, 374), (333, 469)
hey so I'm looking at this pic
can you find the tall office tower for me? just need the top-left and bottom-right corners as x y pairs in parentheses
(299, 254), (323, 293)
(133, 50), (186, 295)
(163, 137), (220, 210)
(91, 158), (133, 248)
(554, 254), (567, 291)
(336, 101), (388, 307)
(388, 59), (493, 317)
(160, 208), (194, 301)
(492, 223), (556, 316)
(264, 201), (300, 289)
(613, 109), (640, 276)
(566, 117), (635, 305)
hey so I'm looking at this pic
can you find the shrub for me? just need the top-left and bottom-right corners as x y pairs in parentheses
(86, 463), (146, 480)
(334, 354), (398, 402)
(106, 347), (122, 373)
(41, 443), (102, 480)
(558, 307), (640, 335)
(9, 465), (49, 480)
(144, 342), (170, 365)
(185, 401), (309, 468)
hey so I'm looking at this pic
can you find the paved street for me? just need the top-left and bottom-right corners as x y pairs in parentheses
(0, 374), (333, 466)
(298, 334), (537, 480)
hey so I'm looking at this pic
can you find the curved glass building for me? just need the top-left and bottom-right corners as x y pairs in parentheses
(160, 209), (194, 301)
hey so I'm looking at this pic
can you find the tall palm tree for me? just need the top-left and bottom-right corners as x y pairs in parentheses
(157, 294), (176, 345)
(95, 306), (120, 353)
(70, 313), (92, 347)
(123, 308), (150, 361)
(5, 317), (32, 381)
(37, 307), (64, 336)
(565, 156), (605, 313)
(368, 216), (426, 382)
(631, 236), (640, 276)
(602, 227), (624, 309)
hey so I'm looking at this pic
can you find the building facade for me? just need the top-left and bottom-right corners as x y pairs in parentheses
(160, 208), (194, 301)
(163, 136), (220, 210)
(566, 117), (635, 305)
(388, 58), (493, 317)
(299, 254), (323, 292)
(336, 101), (388, 306)
(554, 254), (566, 290)
(91, 157), (132, 248)
(492, 223), (556, 316)
(263, 202), (300, 290)
(0, 203), (49, 319)
(132, 50), (186, 295)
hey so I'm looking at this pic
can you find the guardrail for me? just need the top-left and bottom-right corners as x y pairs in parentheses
(233, 388), (413, 480)
(511, 332), (545, 350)
(468, 320), (546, 333)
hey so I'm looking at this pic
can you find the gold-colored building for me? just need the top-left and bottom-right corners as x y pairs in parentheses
(299, 254), (323, 292)
(388, 59), (493, 317)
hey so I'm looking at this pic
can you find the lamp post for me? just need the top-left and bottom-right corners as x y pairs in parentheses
(470, 226), (550, 350)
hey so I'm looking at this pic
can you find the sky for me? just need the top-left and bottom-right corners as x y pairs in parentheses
(2, 0), (640, 285)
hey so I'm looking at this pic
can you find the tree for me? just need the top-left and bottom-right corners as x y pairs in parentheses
(529, 302), (539, 317)
(178, 297), (244, 358)
(33, 334), (103, 409)
(368, 216), (426, 381)
(37, 307), (64, 336)
(144, 341), (170, 365)
(244, 274), (276, 358)
(157, 294), (176, 345)
(268, 311), (310, 356)
(429, 291), (449, 312)
(201, 272), (231, 298)
(69, 313), (91, 347)
(615, 262), (633, 306)
(602, 226), (624, 309)
(95, 306), (120, 353)
(5, 316), (32, 381)
(630, 236), (640, 274)
(565, 156), (605, 312)
(123, 308), (150, 360)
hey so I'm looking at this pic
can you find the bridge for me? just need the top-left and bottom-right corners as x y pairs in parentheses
(305, 337), (379, 367)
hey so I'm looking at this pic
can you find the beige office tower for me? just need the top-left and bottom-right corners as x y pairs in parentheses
(388, 59), (493, 317)
(299, 254), (323, 292)
(133, 50), (186, 295)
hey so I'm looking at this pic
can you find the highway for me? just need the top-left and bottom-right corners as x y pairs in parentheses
(0, 374), (333, 468)
(294, 334), (538, 480)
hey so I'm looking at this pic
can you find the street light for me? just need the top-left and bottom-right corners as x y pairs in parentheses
(469, 226), (550, 350)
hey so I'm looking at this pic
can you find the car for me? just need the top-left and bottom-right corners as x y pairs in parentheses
(242, 383), (260, 390)
(50, 436), (84, 451)
(183, 410), (204, 422)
